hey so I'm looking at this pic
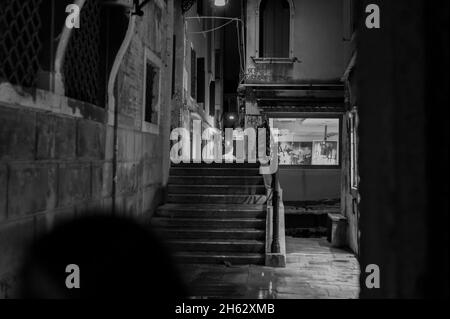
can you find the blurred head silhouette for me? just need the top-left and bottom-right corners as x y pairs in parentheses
(20, 212), (187, 300)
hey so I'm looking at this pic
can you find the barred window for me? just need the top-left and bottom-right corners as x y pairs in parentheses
(63, 0), (128, 107)
(63, 0), (102, 106)
(0, 0), (128, 108)
(0, 0), (43, 88)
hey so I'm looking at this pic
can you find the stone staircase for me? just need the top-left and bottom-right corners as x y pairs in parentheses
(152, 163), (267, 265)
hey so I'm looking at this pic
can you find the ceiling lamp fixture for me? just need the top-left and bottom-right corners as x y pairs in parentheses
(214, 0), (227, 7)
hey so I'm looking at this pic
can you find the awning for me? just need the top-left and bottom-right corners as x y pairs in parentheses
(239, 83), (345, 112)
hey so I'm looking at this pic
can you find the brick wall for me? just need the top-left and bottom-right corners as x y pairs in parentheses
(0, 0), (174, 298)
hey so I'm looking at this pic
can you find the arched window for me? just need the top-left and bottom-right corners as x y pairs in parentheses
(259, 0), (291, 58)
(0, 0), (128, 107)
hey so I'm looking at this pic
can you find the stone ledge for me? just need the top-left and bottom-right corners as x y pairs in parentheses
(0, 82), (105, 123)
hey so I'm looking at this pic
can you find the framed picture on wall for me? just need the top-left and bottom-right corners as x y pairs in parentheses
(312, 141), (339, 166)
(278, 142), (312, 166)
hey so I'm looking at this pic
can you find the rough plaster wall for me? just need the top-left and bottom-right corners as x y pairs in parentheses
(292, 0), (347, 81)
(280, 168), (340, 202)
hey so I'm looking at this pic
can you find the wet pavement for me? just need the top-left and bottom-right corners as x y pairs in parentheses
(181, 237), (360, 299)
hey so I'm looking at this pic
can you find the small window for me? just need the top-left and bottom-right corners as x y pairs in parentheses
(215, 49), (221, 80)
(259, 0), (290, 58)
(196, 57), (205, 104)
(270, 118), (340, 167)
(209, 81), (216, 116)
(142, 48), (162, 134)
(197, 0), (204, 16)
(144, 62), (159, 124)
(171, 34), (176, 97)
(190, 47), (196, 99)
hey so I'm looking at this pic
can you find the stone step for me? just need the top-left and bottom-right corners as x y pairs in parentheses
(172, 163), (260, 169)
(157, 203), (266, 219)
(152, 217), (266, 229)
(169, 175), (264, 186)
(168, 239), (266, 253)
(174, 252), (265, 265)
(158, 228), (265, 240)
(170, 167), (260, 177)
(168, 184), (266, 195)
(168, 194), (267, 204)
(156, 163), (268, 265)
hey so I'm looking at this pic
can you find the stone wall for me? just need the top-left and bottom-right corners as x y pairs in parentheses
(0, 0), (174, 298)
(0, 101), (112, 298)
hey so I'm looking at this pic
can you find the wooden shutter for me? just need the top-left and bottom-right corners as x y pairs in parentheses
(190, 47), (196, 99)
(259, 0), (290, 58)
(197, 57), (205, 103)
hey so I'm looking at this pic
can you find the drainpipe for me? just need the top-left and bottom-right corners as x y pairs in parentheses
(108, 12), (136, 215)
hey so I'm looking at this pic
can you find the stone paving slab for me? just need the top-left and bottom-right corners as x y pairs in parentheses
(181, 237), (360, 299)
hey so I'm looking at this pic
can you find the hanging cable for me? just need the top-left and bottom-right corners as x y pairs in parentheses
(185, 16), (243, 34)
(184, 15), (247, 83)
(185, 16), (241, 21)
(187, 19), (236, 34)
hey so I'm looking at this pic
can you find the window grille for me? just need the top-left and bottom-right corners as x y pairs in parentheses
(63, 0), (102, 106)
(0, 0), (43, 88)
(182, 0), (196, 14)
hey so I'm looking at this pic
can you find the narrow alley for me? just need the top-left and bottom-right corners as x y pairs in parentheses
(0, 0), (448, 301)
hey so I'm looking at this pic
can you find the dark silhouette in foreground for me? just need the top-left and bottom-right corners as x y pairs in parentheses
(20, 213), (187, 300)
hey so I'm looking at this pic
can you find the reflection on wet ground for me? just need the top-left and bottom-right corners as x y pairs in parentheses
(181, 237), (360, 299)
